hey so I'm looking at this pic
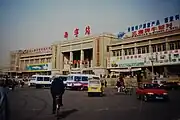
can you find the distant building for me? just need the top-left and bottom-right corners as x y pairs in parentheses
(8, 47), (52, 77)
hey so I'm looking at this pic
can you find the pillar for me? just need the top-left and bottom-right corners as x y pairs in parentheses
(149, 40), (152, 53)
(121, 45), (124, 57)
(165, 37), (169, 50)
(56, 44), (60, 70)
(70, 51), (73, 63)
(80, 50), (84, 69)
(134, 43), (137, 54)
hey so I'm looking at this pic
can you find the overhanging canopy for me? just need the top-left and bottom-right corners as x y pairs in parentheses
(110, 68), (142, 72)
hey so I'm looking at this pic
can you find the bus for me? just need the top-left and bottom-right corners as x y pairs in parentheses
(66, 74), (100, 90)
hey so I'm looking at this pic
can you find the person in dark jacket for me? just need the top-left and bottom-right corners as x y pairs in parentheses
(0, 78), (10, 120)
(50, 77), (65, 114)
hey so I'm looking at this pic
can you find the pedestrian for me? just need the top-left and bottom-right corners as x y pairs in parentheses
(105, 80), (107, 87)
(0, 78), (10, 120)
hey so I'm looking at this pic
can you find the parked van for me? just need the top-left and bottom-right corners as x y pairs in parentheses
(28, 75), (52, 88)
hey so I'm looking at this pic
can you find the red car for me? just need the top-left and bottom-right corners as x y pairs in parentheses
(136, 83), (169, 102)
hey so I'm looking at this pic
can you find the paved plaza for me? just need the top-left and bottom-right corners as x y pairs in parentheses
(9, 87), (180, 120)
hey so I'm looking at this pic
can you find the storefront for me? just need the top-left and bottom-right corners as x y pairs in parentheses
(108, 49), (180, 77)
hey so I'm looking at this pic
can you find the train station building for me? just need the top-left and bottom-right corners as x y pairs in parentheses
(51, 33), (117, 76)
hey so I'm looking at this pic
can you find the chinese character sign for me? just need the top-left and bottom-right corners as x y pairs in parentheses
(64, 32), (68, 39)
(85, 26), (91, 35)
(74, 28), (79, 37)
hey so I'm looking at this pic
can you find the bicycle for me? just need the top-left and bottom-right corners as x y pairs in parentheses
(55, 95), (61, 117)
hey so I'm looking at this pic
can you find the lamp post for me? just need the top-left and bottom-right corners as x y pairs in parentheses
(15, 66), (19, 78)
(149, 55), (155, 80)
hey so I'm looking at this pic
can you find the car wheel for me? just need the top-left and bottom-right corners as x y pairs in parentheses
(136, 94), (140, 99)
(143, 95), (148, 102)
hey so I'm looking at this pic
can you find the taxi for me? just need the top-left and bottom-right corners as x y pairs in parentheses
(88, 78), (104, 97)
(136, 82), (169, 102)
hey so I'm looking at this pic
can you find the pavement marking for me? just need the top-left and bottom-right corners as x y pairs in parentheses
(32, 108), (42, 111)
(95, 108), (109, 111)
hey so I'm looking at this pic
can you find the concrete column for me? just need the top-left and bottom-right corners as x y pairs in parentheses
(52, 45), (56, 69)
(92, 40), (96, 67)
(134, 43), (137, 54)
(24, 60), (25, 70)
(165, 37), (169, 50)
(149, 40), (152, 53)
(80, 50), (84, 69)
(121, 45), (124, 56)
(56, 44), (60, 70)
(70, 51), (73, 62)
(59, 51), (63, 73)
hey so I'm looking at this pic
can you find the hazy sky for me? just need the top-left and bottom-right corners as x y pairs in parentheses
(0, 0), (180, 67)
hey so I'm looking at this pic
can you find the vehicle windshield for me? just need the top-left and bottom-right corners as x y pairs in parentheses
(74, 76), (81, 81)
(82, 76), (88, 81)
(37, 77), (43, 81)
(59, 76), (67, 81)
(67, 76), (73, 81)
(144, 84), (160, 89)
(30, 77), (36, 81)
(89, 80), (100, 84)
(44, 77), (50, 81)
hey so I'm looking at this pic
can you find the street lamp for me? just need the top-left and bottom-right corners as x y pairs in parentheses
(149, 55), (155, 80)
(15, 66), (19, 78)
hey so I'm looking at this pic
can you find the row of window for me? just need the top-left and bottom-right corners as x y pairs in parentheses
(112, 41), (180, 56)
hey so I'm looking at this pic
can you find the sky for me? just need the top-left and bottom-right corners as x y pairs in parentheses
(0, 0), (180, 67)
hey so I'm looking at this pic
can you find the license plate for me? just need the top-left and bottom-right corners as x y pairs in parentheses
(91, 87), (97, 90)
(67, 83), (72, 86)
(156, 97), (163, 99)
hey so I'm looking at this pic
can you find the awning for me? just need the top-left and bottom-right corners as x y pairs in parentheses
(110, 68), (142, 72)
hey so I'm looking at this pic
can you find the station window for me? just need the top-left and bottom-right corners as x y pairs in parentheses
(157, 44), (162, 52)
(119, 50), (122, 56)
(162, 43), (166, 51)
(146, 46), (149, 53)
(117, 51), (119, 56)
(137, 48), (141, 54)
(142, 47), (146, 53)
(169, 42), (175, 50)
(175, 41), (180, 49)
(124, 49), (127, 55)
(132, 48), (135, 55)
(113, 51), (116, 56)
(152, 45), (156, 52)
(128, 49), (132, 55)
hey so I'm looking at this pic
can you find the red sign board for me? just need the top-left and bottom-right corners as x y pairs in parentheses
(132, 22), (173, 37)
(64, 25), (91, 39)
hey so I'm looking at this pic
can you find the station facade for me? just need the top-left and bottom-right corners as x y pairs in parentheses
(51, 33), (117, 76)
(8, 46), (52, 77)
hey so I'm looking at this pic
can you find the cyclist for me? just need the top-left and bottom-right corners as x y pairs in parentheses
(50, 77), (65, 114)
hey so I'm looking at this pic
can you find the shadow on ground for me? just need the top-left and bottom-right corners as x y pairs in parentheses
(57, 109), (78, 119)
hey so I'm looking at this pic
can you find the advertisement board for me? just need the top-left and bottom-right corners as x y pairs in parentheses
(26, 63), (52, 71)
(109, 50), (180, 68)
